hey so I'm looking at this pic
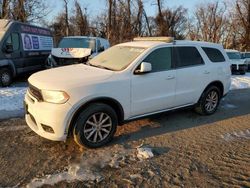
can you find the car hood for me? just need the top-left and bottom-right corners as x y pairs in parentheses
(28, 64), (114, 90)
(51, 48), (92, 58)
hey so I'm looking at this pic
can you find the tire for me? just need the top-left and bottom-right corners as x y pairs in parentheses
(73, 103), (118, 148)
(0, 68), (12, 87)
(195, 86), (221, 115)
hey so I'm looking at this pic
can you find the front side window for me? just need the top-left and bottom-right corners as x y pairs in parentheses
(5, 33), (20, 51)
(142, 47), (172, 72)
(202, 47), (225, 62)
(174, 47), (204, 68)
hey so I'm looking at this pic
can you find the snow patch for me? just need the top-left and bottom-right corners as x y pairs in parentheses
(221, 129), (250, 141)
(26, 146), (156, 187)
(0, 87), (27, 111)
(26, 164), (103, 188)
(137, 147), (154, 160)
(230, 73), (250, 90)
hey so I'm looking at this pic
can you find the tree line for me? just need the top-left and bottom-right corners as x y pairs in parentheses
(0, 0), (250, 51)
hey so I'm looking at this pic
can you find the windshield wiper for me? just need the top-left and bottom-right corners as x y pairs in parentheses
(88, 63), (114, 71)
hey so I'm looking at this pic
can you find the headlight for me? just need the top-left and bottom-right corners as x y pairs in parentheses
(41, 90), (69, 104)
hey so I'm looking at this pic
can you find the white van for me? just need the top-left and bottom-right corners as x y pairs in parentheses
(46, 36), (110, 67)
(0, 19), (53, 86)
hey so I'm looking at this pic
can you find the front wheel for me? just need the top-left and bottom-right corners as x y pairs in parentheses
(0, 68), (12, 87)
(195, 86), (221, 115)
(73, 103), (118, 148)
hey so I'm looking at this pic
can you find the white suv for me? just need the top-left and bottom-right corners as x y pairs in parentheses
(24, 37), (231, 148)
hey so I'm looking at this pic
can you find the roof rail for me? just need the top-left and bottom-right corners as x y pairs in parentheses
(133, 37), (174, 43)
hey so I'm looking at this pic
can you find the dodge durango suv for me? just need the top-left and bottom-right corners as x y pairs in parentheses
(24, 37), (231, 148)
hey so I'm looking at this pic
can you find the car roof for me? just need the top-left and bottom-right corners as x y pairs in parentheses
(118, 40), (223, 49)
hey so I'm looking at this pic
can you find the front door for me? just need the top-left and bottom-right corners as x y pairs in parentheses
(131, 47), (176, 117)
(3, 32), (24, 73)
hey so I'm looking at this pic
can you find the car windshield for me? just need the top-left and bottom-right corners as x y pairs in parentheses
(58, 38), (96, 51)
(88, 45), (146, 71)
(227, 52), (241, 60)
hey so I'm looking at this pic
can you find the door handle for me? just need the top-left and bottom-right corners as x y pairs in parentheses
(204, 70), (210, 74)
(166, 75), (175, 80)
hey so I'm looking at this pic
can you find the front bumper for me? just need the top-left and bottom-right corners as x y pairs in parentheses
(24, 91), (73, 141)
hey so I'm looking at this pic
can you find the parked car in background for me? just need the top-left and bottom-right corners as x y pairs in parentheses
(25, 37), (231, 148)
(241, 51), (250, 71)
(46, 36), (110, 68)
(226, 49), (247, 75)
(0, 19), (53, 86)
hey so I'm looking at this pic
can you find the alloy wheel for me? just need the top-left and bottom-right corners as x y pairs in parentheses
(83, 112), (112, 143)
(205, 90), (218, 112)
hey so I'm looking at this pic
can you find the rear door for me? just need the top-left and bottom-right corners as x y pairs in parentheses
(131, 47), (176, 117)
(174, 46), (209, 106)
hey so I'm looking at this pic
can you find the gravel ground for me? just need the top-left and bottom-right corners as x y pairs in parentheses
(0, 89), (250, 188)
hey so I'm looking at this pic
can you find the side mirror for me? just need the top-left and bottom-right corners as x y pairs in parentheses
(4, 44), (13, 53)
(135, 62), (152, 74)
(98, 46), (104, 52)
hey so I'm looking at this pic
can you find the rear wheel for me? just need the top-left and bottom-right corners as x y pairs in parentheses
(0, 68), (12, 87)
(73, 103), (118, 148)
(195, 86), (221, 115)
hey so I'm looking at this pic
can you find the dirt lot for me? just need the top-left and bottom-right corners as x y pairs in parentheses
(0, 89), (250, 188)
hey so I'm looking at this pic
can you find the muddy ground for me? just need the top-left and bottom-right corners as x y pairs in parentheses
(0, 89), (250, 188)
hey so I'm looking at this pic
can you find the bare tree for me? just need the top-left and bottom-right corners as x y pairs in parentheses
(188, 2), (227, 43)
(156, 0), (164, 35)
(234, 0), (250, 50)
(155, 6), (187, 39)
(73, 1), (89, 35)
(63, 0), (69, 36)
(0, 0), (10, 19)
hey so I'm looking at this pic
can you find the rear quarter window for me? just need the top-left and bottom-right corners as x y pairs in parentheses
(202, 47), (225, 62)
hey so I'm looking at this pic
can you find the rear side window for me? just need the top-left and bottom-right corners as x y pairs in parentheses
(202, 47), (225, 62)
(143, 47), (172, 72)
(174, 47), (204, 68)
